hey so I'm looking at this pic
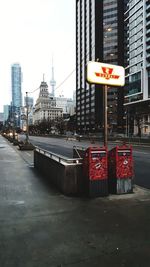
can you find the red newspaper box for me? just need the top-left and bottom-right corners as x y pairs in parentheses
(83, 147), (108, 197)
(108, 145), (134, 194)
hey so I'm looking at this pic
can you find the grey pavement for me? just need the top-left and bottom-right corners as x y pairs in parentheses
(0, 134), (150, 267)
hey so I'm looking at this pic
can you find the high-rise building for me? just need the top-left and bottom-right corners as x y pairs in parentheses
(76, 0), (124, 134)
(24, 96), (34, 108)
(124, 0), (150, 136)
(0, 112), (4, 130)
(55, 96), (74, 116)
(76, 0), (103, 134)
(11, 63), (22, 127)
(0, 113), (4, 123)
(3, 105), (10, 123)
(23, 96), (34, 126)
(103, 0), (125, 133)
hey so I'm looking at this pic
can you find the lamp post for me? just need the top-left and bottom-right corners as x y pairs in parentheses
(126, 108), (130, 138)
(12, 108), (19, 142)
(25, 92), (29, 143)
(104, 85), (108, 147)
(12, 111), (15, 141)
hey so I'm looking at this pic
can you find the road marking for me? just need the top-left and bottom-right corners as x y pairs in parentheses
(134, 151), (149, 155)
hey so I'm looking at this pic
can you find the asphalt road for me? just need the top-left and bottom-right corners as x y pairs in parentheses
(133, 147), (150, 189)
(19, 135), (150, 189)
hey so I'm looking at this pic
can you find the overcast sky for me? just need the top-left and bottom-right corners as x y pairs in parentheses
(0, 0), (75, 112)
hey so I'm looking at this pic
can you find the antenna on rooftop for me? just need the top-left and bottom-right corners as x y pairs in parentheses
(50, 56), (56, 97)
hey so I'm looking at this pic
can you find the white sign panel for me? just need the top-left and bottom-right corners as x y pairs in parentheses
(87, 61), (125, 86)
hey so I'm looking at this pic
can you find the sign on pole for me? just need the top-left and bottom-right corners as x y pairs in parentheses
(87, 61), (125, 87)
(86, 61), (125, 147)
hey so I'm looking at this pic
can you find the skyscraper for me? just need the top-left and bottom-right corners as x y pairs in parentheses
(11, 63), (22, 127)
(124, 0), (150, 136)
(76, 0), (125, 134)
(24, 96), (34, 108)
(3, 105), (10, 123)
(103, 0), (125, 133)
(76, 0), (103, 134)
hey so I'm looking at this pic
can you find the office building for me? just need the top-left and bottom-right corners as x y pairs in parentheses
(11, 63), (22, 127)
(124, 0), (150, 136)
(3, 105), (10, 123)
(24, 96), (34, 108)
(0, 113), (4, 130)
(0, 113), (4, 123)
(76, 0), (124, 134)
(22, 96), (34, 127)
(103, 0), (125, 133)
(55, 96), (75, 116)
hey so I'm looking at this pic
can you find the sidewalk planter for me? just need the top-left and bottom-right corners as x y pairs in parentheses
(83, 147), (108, 197)
(108, 145), (134, 194)
(34, 148), (83, 196)
(13, 140), (19, 146)
(18, 142), (35, 150)
(8, 137), (13, 143)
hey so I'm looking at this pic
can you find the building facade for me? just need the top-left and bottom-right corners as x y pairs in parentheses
(76, 0), (124, 134)
(11, 63), (22, 127)
(124, 0), (150, 136)
(55, 96), (75, 116)
(24, 96), (34, 108)
(3, 105), (10, 124)
(0, 112), (4, 130)
(103, 0), (125, 133)
(20, 96), (34, 128)
(76, 0), (103, 134)
(0, 113), (4, 123)
(33, 80), (63, 124)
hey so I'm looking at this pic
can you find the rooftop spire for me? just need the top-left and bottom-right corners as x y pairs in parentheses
(50, 56), (56, 97)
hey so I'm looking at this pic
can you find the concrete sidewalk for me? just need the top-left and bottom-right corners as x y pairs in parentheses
(0, 135), (150, 267)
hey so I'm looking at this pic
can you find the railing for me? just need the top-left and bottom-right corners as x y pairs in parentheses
(35, 146), (83, 164)
(73, 145), (86, 158)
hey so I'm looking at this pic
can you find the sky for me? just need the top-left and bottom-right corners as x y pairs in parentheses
(0, 0), (76, 112)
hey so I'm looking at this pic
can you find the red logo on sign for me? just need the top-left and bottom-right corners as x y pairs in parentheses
(95, 67), (120, 80)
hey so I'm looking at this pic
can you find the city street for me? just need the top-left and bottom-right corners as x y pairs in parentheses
(1, 135), (150, 267)
(19, 135), (150, 189)
(1, 0), (150, 265)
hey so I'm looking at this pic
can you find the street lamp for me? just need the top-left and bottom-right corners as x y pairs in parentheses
(12, 110), (19, 141)
(125, 108), (130, 138)
(25, 92), (29, 144)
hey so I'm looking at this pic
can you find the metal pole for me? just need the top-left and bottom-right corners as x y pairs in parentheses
(26, 92), (29, 143)
(104, 85), (108, 147)
(125, 109), (128, 137)
(13, 107), (15, 141)
(127, 109), (130, 138)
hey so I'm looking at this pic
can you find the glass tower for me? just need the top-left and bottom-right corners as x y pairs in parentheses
(11, 63), (22, 127)
(76, 0), (124, 134)
(103, 0), (125, 133)
(124, 0), (150, 136)
(76, 0), (103, 134)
